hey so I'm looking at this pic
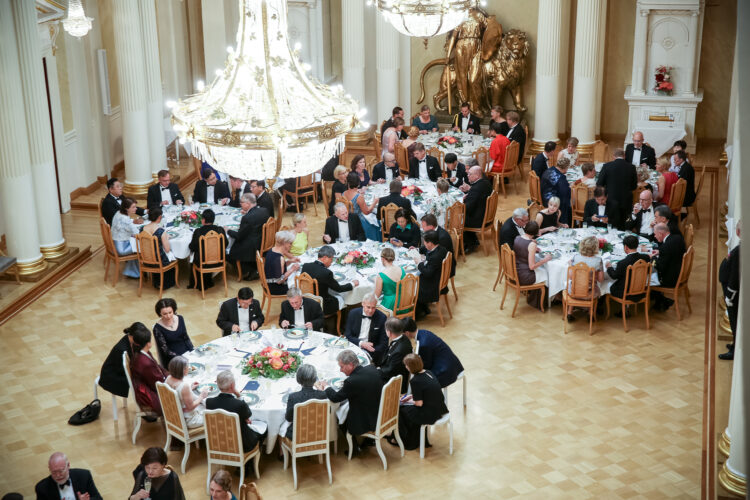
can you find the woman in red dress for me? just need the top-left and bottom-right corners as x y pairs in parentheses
(130, 325), (168, 416)
(656, 157), (678, 206)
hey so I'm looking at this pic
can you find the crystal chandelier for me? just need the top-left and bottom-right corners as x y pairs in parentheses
(171, 0), (361, 182)
(62, 0), (93, 38)
(376, 0), (475, 38)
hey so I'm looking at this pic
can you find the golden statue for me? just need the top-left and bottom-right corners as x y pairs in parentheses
(418, 10), (530, 118)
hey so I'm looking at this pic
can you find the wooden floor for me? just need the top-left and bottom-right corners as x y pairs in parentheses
(0, 154), (729, 498)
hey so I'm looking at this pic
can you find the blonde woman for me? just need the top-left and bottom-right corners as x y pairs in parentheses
(656, 157), (678, 205)
(557, 137), (579, 166)
(164, 356), (207, 428)
(566, 235), (604, 320)
(535, 196), (567, 234)
(401, 126), (421, 155)
(374, 247), (406, 312)
(289, 213), (309, 256)
(328, 165), (349, 215)
(264, 230), (300, 295)
(382, 117), (405, 157)
(428, 178), (454, 227)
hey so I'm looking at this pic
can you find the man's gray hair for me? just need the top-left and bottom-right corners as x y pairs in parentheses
(362, 293), (378, 305)
(512, 207), (529, 219)
(464, 158), (479, 167)
(653, 222), (669, 234)
(337, 349), (360, 366)
(383, 152), (395, 162)
(334, 202), (347, 213)
(287, 286), (302, 298)
(296, 364), (318, 387)
(389, 179), (403, 193)
(385, 317), (404, 335)
(318, 245), (336, 258)
(216, 370), (235, 391)
(240, 193), (257, 205)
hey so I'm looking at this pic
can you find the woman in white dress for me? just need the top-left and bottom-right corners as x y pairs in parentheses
(428, 178), (455, 227)
(165, 355), (208, 428)
(110, 197), (143, 278)
(557, 137), (579, 166)
(382, 117), (405, 158)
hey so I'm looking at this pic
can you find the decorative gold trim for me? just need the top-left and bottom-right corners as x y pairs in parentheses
(720, 313), (733, 334)
(718, 296), (727, 310)
(346, 125), (374, 144)
(123, 181), (153, 197)
(719, 151), (728, 166)
(40, 241), (68, 260)
(718, 430), (731, 459)
(529, 139), (559, 155)
(648, 114), (674, 122)
(16, 256), (48, 276)
(576, 142), (595, 156)
(718, 461), (747, 497)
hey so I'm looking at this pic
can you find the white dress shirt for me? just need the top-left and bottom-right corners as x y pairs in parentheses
(206, 185), (215, 203)
(385, 167), (394, 183)
(418, 159), (429, 180)
(506, 125), (516, 138)
(337, 219), (350, 242)
(461, 116), (469, 131)
(160, 185), (172, 204)
(597, 205), (606, 216)
(58, 481), (75, 500)
(636, 206), (655, 235)
(294, 307), (305, 326)
(358, 316), (371, 342)
(237, 305), (250, 331)
(631, 148), (642, 167)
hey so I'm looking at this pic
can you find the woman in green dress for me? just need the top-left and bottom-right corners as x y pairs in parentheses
(374, 247), (406, 312)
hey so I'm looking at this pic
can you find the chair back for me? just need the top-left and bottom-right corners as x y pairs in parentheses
(380, 203), (400, 240)
(256, 251), (273, 298)
(239, 482), (263, 500)
(572, 184), (591, 218)
(668, 178), (687, 215)
(695, 165), (706, 198)
(684, 223), (695, 248)
(623, 259), (652, 298)
(504, 141), (519, 173)
(449, 229), (460, 260)
(156, 382), (188, 438)
(296, 272), (318, 296)
(303, 293), (324, 309)
(566, 262), (597, 301)
(527, 202), (541, 221)
(335, 194), (353, 214)
(296, 174), (315, 191)
(204, 409), (245, 460)
(321, 180), (334, 211)
(394, 274), (419, 316)
(500, 244), (518, 286)
(291, 399), (330, 451)
(376, 375), (403, 434)
(593, 140), (610, 163)
(135, 231), (164, 269)
(260, 217), (276, 255)
(197, 230), (226, 268)
(481, 191), (499, 229)
(122, 351), (135, 402)
(394, 142), (409, 177)
(373, 133), (382, 161)
(677, 245), (695, 288)
(439, 251), (452, 290)
(100, 217), (117, 257)
(428, 146), (445, 173)
(376, 304), (392, 317)
(472, 146), (490, 172)
(446, 201), (465, 233)
(528, 171), (541, 205)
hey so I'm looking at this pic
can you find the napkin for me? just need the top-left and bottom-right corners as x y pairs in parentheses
(243, 380), (260, 391)
(301, 347), (316, 355)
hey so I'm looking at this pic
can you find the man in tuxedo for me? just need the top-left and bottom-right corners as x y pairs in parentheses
(651, 223), (687, 311)
(624, 189), (658, 239)
(499, 207), (529, 249)
(323, 203), (366, 243)
(228, 193), (270, 280)
(193, 169), (231, 205)
(625, 131), (656, 169)
(605, 235), (651, 300)
(376, 179), (416, 221)
(228, 176), (252, 208)
(444, 152), (468, 188)
(216, 287), (265, 335)
(300, 246), (359, 315)
(583, 186), (621, 229)
(504, 111), (526, 164)
(206, 371), (261, 454)
(378, 317), (413, 394)
(344, 293), (388, 366)
(719, 224), (740, 360)
(147, 169), (185, 208)
(669, 140), (688, 172)
(451, 102), (481, 134)
(250, 179), (275, 218)
(278, 287), (325, 331)
(188, 209), (227, 290)
(35, 452), (102, 500)
(101, 177), (145, 225)
(415, 231), (449, 319)
(381, 106), (408, 139)
(403, 319), (464, 388)
(596, 149), (637, 228)
(420, 214), (455, 279)
(460, 166), (493, 252)
(409, 143), (442, 182)
(531, 141), (556, 178)
(673, 150), (696, 208)
(653, 205), (682, 237)
(371, 153), (402, 183)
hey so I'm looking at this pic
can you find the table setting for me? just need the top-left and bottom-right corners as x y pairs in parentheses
(362, 178), (464, 223)
(418, 130), (493, 164)
(565, 163), (660, 196)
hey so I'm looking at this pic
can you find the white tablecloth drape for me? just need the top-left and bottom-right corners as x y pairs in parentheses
(418, 131), (494, 165)
(632, 120), (687, 157)
(362, 178), (464, 223)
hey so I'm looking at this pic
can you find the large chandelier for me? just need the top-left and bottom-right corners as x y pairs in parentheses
(62, 0), (93, 38)
(376, 0), (475, 38)
(171, 0), (361, 181)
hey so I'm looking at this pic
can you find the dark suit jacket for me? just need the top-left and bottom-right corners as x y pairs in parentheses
(372, 161), (401, 182)
(416, 329), (464, 387)
(625, 143), (656, 169)
(389, 221), (422, 248)
(36, 469), (102, 500)
(418, 245), (448, 304)
(451, 113), (481, 134)
(377, 193), (416, 222)
(606, 252), (651, 299)
(531, 152), (550, 178)
(321, 155), (340, 181)
(228, 206), (270, 262)
(583, 198), (621, 229)
(193, 179), (230, 204)
(344, 308), (388, 366)
(300, 260), (353, 315)
(409, 155), (442, 182)
(419, 226), (455, 278)
(284, 387), (327, 438)
(655, 233), (686, 288)
(216, 297), (265, 336)
(147, 182), (185, 208)
(323, 215), (366, 242)
(506, 124), (526, 163)
(678, 161), (696, 206)
(326, 364), (384, 435)
(379, 335), (412, 394)
(101, 193), (145, 225)
(189, 224), (228, 257)
(624, 203), (662, 237)
(278, 297), (325, 331)
(98, 334), (133, 398)
(205, 393), (259, 451)
(256, 191), (275, 219)
(446, 161), (469, 188)
(463, 177), (493, 228)
(228, 181), (253, 208)
(596, 158), (637, 225)
(499, 217), (523, 250)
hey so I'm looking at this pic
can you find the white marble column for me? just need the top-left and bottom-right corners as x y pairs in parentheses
(683, 8), (699, 96)
(376, 14), (400, 123)
(399, 34), (411, 113)
(0, 0), (46, 275)
(139, 0), (167, 176)
(630, 7), (649, 95)
(111, 0), (153, 196)
(531, 0), (566, 152)
(342, 0), (366, 127)
(11, 0), (67, 259)
(570, 0), (606, 147)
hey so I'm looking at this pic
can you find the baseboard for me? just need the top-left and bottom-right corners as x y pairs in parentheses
(70, 177), (106, 201)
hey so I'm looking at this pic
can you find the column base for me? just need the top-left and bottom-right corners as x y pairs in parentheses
(576, 142), (596, 156)
(719, 151), (728, 167)
(40, 241), (69, 260)
(346, 124), (375, 144)
(16, 255), (48, 275)
(123, 180), (153, 197)
(529, 138), (560, 155)
(720, 313), (733, 334)
(718, 461), (747, 497)
(718, 429), (731, 459)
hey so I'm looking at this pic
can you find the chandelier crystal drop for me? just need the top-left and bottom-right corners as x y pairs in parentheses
(171, 0), (360, 181)
(376, 0), (475, 38)
(62, 0), (93, 38)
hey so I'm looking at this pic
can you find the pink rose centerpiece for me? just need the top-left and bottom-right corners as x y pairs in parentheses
(241, 345), (301, 379)
(335, 249), (375, 269)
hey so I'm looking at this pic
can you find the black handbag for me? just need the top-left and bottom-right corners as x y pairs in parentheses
(68, 399), (101, 425)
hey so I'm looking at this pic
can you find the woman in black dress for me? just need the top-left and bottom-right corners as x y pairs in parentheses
(264, 230), (300, 295)
(129, 447), (185, 500)
(388, 354), (448, 450)
(152, 298), (193, 368)
(329, 165), (349, 215)
(389, 208), (422, 249)
(535, 195), (568, 235)
(139, 207), (176, 290)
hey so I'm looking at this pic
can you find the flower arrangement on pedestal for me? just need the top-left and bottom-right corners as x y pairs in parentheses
(654, 66), (674, 95)
(242, 345), (301, 379)
(176, 210), (202, 228)
(336, 250), (375, 269)
(437, 135), (463, 149)
(401, 184), (424, 201)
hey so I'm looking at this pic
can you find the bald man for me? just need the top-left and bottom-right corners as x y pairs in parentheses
(625, 131), (656, 169)
(35, 452), (102, 500)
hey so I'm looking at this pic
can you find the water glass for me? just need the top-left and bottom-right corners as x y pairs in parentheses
(582, 222), (588, 229)
(607, 224), (612, 233)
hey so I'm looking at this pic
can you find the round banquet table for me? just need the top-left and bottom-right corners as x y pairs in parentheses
(534, 227), (660, 299)
(418, 131), (494, 164)
(183, 328), (370, 453)
(565, 163), (660, 197)
(288, 240), (421, 307)
(362, 178), (464, 223)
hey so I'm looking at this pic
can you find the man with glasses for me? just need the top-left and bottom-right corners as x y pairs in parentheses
(35, 452), (102, 500)
(372, 152), (402, 183)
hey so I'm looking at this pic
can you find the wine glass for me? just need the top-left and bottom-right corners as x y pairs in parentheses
(143, 477), (152, 498)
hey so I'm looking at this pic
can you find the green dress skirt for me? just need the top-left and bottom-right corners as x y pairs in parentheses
(380, 268), (407, 313)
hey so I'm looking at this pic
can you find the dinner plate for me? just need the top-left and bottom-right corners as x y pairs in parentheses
(232, 214), (242, 222)
(187, 362), (204, 375)
(241, 330), (262, 341)
(194, 343), (219, 355)
(333, 271), (346, 282)
(226, 224), (239, 230)
(536, 238), (552, 247)
(241, 392), (260, 406)
(283, 328), (308, 340)
(347, 241), (362, 249)
(196, 383), (219, 397)
(167, 230), (180, 238)
(357, 355), (368, 365)
(328, 377), (345, 390)
(324, 337), (350, 348)
(199, 203), (211, 209)
(404, 264), (418, 273)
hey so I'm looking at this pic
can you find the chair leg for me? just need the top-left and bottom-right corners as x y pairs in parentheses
(111, 394), (118, 421)
(164, 434), (171, 453)
(563, 299), (568, 334)
(206, 463), (212, 494)
(436, 300), (445, 326)
(238, 462), (244, 489)
(462, 375), (467, 408)
(103, 255), (111, 283)
(374, 438), (388, 470)
(482, 230), (489, 256)
(451, 277), (458, 301)
(685, 287), (692, 313)
(237, 261), (243, 282)
(222, 268), (228, 297)
(292, 455), (298, 490)
(539, 287), (546, 313)
(254, 452), (261, 479)
(199, 271), (206, 300)
(336, 310), (341, 335)
(132, 415), (142, 444)
(93, 377), (99, 400)
(459, 235), (466, 263)
(346, 432), (354, 461)
(444, 294), (452, 318)
(674, 291), (682, 320)
(158, 271), (164, 299)
(511, 287), (520, 318)
(448, 420), (454, 454)
(500, 281), (508, 310)
(282, 444), (289, 470)
(621, 302), (628, 332)
(181, 439), (191, 474)
(394, 428), (405, 456)
(493, 268), (503, 291)
(605, 296), (610, 320)
(644, 297), (650, 330)
(589, 301), (596, 336)
(112, 260), (121, 287)
(326, 449), (332, 484)
(419, 425), (427, 459)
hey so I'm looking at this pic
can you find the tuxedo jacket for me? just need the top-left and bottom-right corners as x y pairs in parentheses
(216, 297), (265, 336)
(35, 469), (102, 500)
(147, 182), (185, 208)
(409, 155), (442, 182)
(101, 193), (145, 225)
(451, 113), (482, 134)
(446, 161), (469, 188)
(419, 226), (455, 278)
(278, 297), (325, 331)
(300, 260), (353, 315)
(505, 124), (527, 163)
(344, 307), (388, 366)
(192, 179), (230, 204)
(625, 143), (656, 169)
(376, 193), (416, 222)
(531, 153), (550, 178)
(463, 177), (493, 228)
(325, 364), (383, 435)
(228, 206), (270, 262)
(416, 329), (464, 387)
(624, 203), (663, 237)
(606, 252), (651, 299)
(678, 161), (696, 206)
(98, 334), (134, 398)
(256, 191), (275, 219)
(583, 198), (621, 229)
(205, 392), (259, 451)
(379, 335), (412, 394)
(499, 217), (523, 250)
(189, 224), (227, 257)
(418, 245), (448, 304)
(372, 161), (401, 182)
(655, 233), (686, 288)
(229, 181), (252, 208)
(323, 215), (366, 243)
(596, 158), (637, 224)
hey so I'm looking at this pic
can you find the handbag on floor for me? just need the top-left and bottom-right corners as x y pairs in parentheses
(68, 399), (101, 425)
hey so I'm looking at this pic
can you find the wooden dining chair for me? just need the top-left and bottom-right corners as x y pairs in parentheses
(239, 482), (263, 500)
(286, 175), (318, 216)
(135, 232), (180, 298)
(528, 170), (541, 206)
(100, 217), (138, 288)
(472, 146), (490, 172)
(571, 183), (592, 228)
(446, 202), (466, 262)
(391, 274), (419, 320)
(448, 229), (460, 301)
(668, 178), (687, 216)
(380, 203), (399, 241)
(394, 142), (409, 177)
(335, 194), (353, 214)
(592, 140), (610, 164)
(684, 223), (695, 248)
(651, 246), (694, 320)
(492, 219), (503, 291)
(281, 399), (332, 490)
(295, 273), (341, 334)
(433, 251), (454, 326)
(155, 382), (206, 473)
(495, 141), (520, 198)
(374, 133), (383, 162)
(192, 230), (228, 299)
(605, 259), (652, 332)
(320, 180), (335, 216)
(688, 166), (706, 226)
(562, 262), (599, 335)
(204, 409), (261, 493)
(499, 243), (546, 317)
(260, 217), (277, 256)
(428, 146), (445, 174)
(463, 191), (498, 256)
(257, 251), (287, 318)
(527, 202), (541, 221)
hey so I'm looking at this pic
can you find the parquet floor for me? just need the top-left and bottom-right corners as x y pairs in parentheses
(0, 161), (723, 498)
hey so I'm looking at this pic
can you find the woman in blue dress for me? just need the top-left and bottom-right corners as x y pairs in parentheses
(411, 105), (439, 133)
(139, 207), (176, 290)
(341, 172), (381, 241)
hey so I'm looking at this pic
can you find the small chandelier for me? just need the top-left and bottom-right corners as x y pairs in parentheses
(171, 0), (361, 182)
(62, 0), (93, 38)
(376, 0), (475, 38)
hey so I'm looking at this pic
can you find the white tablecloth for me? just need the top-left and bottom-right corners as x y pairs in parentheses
(418, 131), (494, 164)
(362, 178), (464, 224)
(632, 120), (686, 157)
(183, 329), (369, 453)
(566, 163), (660, 197)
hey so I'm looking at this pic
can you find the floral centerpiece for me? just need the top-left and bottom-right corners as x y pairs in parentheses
(241, 345), (301, 379)
(336, 250), (375, 269)
(437, 135), (463, 150)
(654, 65), (673, 95)
(401, 184), (424, 201)
(574, 237), (613, 254)
(176, 210), (202, 228)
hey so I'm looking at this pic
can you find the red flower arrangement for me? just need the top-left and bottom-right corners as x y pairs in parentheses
(242, 345), (301, 379)
(336, 250), (375, 269)
(654, 65), (673, 95)
(437, 135), (463, 149)
(401, 185), (424, 197)
(598, 238), (613, 253)
(175, 210), (202, 228)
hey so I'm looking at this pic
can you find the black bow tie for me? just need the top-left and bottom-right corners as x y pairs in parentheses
(362, 315), (372, 320)
(161, 186), (169, 191)
(635, 147), (641, 151)
(58, 479), (70, 489)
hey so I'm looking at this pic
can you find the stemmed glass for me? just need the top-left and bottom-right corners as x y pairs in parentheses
(143, 478), (151, 499)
